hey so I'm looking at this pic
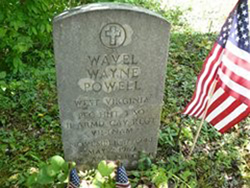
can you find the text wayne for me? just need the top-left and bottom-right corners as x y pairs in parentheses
(82, 54), (141, 92)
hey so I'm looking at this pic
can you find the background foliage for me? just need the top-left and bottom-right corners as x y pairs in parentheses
(0, 0), (187, 72)
(0, 0), (250, 187)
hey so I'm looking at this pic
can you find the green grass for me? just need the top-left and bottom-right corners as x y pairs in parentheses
(1, 0), (249, 186)
(1, 30), (250, 187)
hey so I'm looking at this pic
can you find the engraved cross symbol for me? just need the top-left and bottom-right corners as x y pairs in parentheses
(105, 26), (121, 46)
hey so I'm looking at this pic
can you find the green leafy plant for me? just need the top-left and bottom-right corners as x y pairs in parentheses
(26, 155), (69, 187)
(151, 167), (168, 187)
(1, 0), (250, 187)
(91, 160), (116, 188)
(0, 0), (67, 73)
(26, 158), (117, 188)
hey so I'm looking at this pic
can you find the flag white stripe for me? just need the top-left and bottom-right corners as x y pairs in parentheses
(214, 104), (248, 130)
(198, 87), (225, 118)
(189, 49), (224, 116)
(208, 87), (225, 106)
(184, 44), (222, 114)
(206, 96), (235, 122)
(222, 55), (250, 81)
(184, 1), (250, 133)
(184, 45), (222, 114)
(226, 41), (250, 63)
(218, 68), (250, 100)
(194, 96), (209, 117)
(193, 80), (215, 117)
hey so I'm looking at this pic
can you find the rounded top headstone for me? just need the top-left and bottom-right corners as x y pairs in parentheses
(53, 2), (171, 170)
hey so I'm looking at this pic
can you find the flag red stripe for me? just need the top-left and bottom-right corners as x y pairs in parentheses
(183, 0), (250, 133)
(193, 99), (207, 118)
(68, 182), (78, 188)
(224, 49), (250, 72)
(204, 92), (229, 119)
(195, 84), (222, 118)
(184, 43), (223, 116)
(116, 184), (131, 188)
(218, 107), (250, 133)
(183, 43), (219, 114)
(217, 78), (250, 106)
(191, 74), (218, 117)
(189, 44), (222, 115)
(209, 100), (241, 125)
(220, 64), (250, 90)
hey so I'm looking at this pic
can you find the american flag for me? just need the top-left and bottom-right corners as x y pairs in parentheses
(67, 168), (80, 188)
(116, 165), (131, 188)
(183, 0), (250, 133)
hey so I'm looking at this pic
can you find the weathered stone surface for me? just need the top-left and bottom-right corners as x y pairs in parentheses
(53, 3), (170, 170)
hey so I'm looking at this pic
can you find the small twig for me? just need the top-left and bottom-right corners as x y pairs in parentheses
(66, 162), (73, 188)
(187, 80), (217, 159)
(167, 111), (181, 118)
(175, 114), (187, 149)
(171, 174), (192, 188)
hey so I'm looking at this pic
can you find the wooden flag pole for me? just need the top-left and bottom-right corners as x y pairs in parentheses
(66, 162), (73, 188)
(187, 80), (218, 159)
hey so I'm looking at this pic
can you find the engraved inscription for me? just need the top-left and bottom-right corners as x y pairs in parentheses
(88, 54), (138, 66)
(71, 137), (155, 165)
(74, 96), (149, 108)
(106, 26), (121, 45)
(64, 117), (156, 130)
(78, 53), (141, 93)
(100, 23), (126, 48)
(78, 79), (141, 93)
(53, 8), (170, 170)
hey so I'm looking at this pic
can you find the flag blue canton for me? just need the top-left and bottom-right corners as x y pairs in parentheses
(68, 168), (80, 188)
(183, 0), (250, 133)
(217, 0), (250, 52)
(116, 165), (131, 188)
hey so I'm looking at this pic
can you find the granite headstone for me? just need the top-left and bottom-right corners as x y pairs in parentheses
(53, 3), (170, 170)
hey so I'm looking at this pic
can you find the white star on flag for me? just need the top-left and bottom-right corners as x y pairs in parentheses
(183, 0), (250, 133)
